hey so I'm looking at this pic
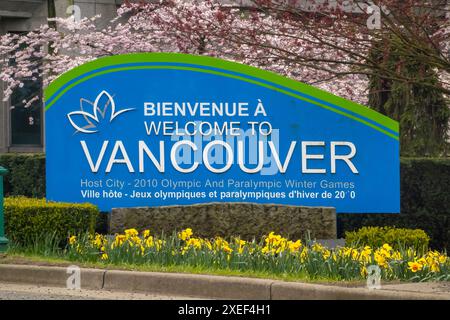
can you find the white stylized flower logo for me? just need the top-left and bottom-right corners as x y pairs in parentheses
(67, 90), (134, 134)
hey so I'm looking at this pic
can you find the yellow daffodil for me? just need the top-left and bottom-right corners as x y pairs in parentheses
(235, 239), (246, 254)
(145, 236), (154, 248)
(351, 249), (359, 260)
(155, 239), (164, 251)
(203, 239), (213, 251)
(375, 252), (388, 268)
(418, 257), (427, 265)
(408, 261), (423, 273)
(93, 234), (104, 248)
(124, 228), (139, 237)
(223, 245), (233, 254)
(112, 234), (126, 248)
(392, 251), (402, 261)
(178, 228), (193, 241)
(186, 238), (202, 249)
(68, 235), (77, 245)
(312, 243), (324, 253)
(142, 230), (151, 238)
(131, 236), (142, 245)
(359, 247), (372, 264)
(300, 248), (309, 262)
(360, 266), (368, 277)
(288, 240), (302, 253)
(429, 262), (440, 273)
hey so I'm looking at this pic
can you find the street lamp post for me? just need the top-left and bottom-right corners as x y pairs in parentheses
(0, 166), (8, 253)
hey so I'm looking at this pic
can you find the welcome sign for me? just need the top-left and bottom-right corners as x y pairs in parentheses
(45, 53), (400, 213)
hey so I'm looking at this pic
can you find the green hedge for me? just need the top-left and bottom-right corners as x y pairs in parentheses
(345, 226), (430, 251)
(0, 153), (45, 198)
(338, 158), (450, 251)
(4, 197), (99, 244)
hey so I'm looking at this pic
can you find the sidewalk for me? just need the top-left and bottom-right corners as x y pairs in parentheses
(0, 282), (198, 300)
(0, 264), (448, 300)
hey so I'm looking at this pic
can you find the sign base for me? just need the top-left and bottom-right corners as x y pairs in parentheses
(110, 202), (337, 240)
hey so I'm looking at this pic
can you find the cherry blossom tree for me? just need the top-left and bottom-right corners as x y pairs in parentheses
(0, 0), (369, 105)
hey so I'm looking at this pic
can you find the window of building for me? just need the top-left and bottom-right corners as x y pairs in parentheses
(8, 32), (43, 147)
(10, 79), (42, 146)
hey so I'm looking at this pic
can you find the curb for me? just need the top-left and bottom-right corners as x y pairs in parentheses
(270, 282), (448, 300)
(103, 270), (272, 299)
(0, 264), (448, 300)
(0, 264), (105, 290)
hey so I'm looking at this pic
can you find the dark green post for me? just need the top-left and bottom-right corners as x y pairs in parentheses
(0, 166), (8, 253)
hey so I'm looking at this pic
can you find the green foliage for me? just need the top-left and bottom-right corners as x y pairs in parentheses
(0, 153), (45, 198)
(7, 231), (61, 257)
(368, 37), (450, 156)
(345, 226), (430, 251)
(339, 158), (450, 251)
(4, 197), (99, 244)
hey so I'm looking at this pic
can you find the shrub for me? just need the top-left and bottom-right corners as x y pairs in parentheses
(345, 227), (430, 251)
(0, 153), (45, 198)
(4, 197), (99, 244)
(338, 158), (450, 251)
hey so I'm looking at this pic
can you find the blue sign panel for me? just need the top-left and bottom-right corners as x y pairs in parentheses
(45, 53), (400, 213)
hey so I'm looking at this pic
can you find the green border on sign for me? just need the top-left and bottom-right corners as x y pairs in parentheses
(44, 53), (399, 137)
